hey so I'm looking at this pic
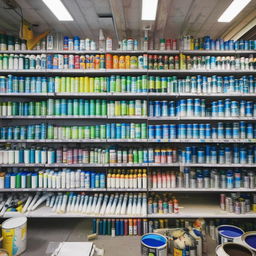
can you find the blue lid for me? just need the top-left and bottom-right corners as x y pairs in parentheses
(245, 234), (256, 249)
(141, 234), (167, 248)
(218, 225), (244, 238)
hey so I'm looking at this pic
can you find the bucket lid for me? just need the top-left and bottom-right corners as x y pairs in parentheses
(218, 225), (244, 239)
(2, 216), (27, 229)
(242, 232), (256, 251)
(141, 233), (167, 249)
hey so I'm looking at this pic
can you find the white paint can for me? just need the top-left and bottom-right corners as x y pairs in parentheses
(216, 242), (255, 256)
(1, 217), (27, 256)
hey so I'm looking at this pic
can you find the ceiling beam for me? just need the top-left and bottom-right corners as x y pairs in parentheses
(109, 0), (127, 41)
(220, 8), (256, 40)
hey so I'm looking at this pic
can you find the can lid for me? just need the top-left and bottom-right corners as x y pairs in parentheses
(2, 216), (27, 229)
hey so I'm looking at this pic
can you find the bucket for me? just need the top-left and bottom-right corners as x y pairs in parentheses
(1, 217), (27, 256)
(234, 231), (256, 252)
(217, 225), (244, 244)
(216, 242), (255, 256)
(141, 233), (167, 256)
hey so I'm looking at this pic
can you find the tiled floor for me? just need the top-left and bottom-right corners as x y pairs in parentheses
(18, 219), (216, 256)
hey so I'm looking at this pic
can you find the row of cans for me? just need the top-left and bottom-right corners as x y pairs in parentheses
(2, 98), (256, 117)
(2, 145), (256, 164)
(2, 75), (256, 94)
(148, 194), (179, 214)
(182, 55), (255, 70)
(0, 53), (255, 70)
(149, 99), (256, 117)
(1, 34), (256, 52)
(0, 123), (148, 140)
(148, 122), (256, 140)
(179, 145), (256, 164)
(107, 169), (147, 189)
(220, 193), (256, 214)
(149, 169), (255, 190)
(1, 169), (105, 189)
(92, 218), (147, 236)
(0, 99), (147, 117)
(63, 36), (97, 51)
(0, 34), (26, 51)
(2, 121), (256, 140)
(93, 218), (256, 237)
(181, 35), (256, 50)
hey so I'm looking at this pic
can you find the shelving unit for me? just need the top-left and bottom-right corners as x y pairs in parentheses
(2, 203), (255, 219)
(1, 49), (256, 219)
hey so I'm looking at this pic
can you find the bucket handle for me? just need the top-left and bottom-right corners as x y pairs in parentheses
(0, 224), (3, 241)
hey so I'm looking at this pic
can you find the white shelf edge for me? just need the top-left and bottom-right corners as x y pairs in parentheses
(0, 69), (255, 74)
(0, 50), (254, 54)
(0, 188), (147, 192)
(1, 163), (256, 167)
(1, 93), (256, 98)
(149, 188), (256, 192)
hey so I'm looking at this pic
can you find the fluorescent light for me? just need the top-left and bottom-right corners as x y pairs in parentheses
(218, 0), (251, 22)
(42, 0), (73, 21)
(142, 0), (158, 20)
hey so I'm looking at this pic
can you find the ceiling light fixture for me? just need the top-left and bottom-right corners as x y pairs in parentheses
(42, 0), (73, 21)
(141, 0), (159, 21)
(218, 0), (251, 23)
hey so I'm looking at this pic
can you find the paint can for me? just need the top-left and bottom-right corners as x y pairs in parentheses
(217, 225), (244, 245)
(1, 217), (27, 256)
(234, 231), (256, 252)
(141, 233), (167, 256)
(216, 242), (255, 256)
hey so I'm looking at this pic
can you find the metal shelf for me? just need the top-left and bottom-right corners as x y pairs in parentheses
(0, 187), (252, 193)
(1, 139), (255, 144)
(0, 115), (108, 119)
(0, 50), (254, 55)
(147, 70), (256, 75)
(2, 208), (147, 218)
(0, 188), (147, 192)
(0, 69), (255, 75)
(147, 50), (180, 54)
(1, 163), (256, 168)
(148, 117), (256, 121)
(1, 92), (256, 98)
(182, 50), (256, 55)
(0, 115), (148, 120)
(149, 188), (256, 192)
(2, 204), (255, 218)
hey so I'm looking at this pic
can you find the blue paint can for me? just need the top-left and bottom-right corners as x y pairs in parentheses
(141, 233), (167, 256)
(217, 225), (244, 245)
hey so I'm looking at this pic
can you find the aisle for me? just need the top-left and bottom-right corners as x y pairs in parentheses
(23, 219), (216, 256)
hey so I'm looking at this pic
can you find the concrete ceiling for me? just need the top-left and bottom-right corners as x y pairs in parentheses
(0, 0), (255, 45)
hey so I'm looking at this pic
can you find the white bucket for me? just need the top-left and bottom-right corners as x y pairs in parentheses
(234, 231), (256, 252)
(1, 217), (27, 256)
(216, 242), (255, 256)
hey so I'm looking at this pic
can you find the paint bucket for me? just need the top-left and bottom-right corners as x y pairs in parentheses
(1, 217), (27, 256)
(141, 233), (167, 256)
(217, 225), (244, 244)
(216, 242), (255, 256)
(234, 231), (256, 252)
